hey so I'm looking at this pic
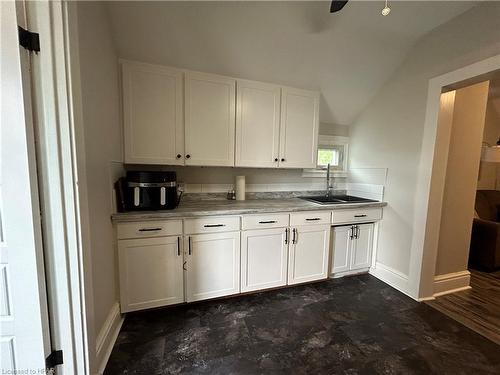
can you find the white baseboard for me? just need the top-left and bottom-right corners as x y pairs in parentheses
(369, 262), (415, 300)
(433, 270), (471, 297)
(96, 302), (124, 375)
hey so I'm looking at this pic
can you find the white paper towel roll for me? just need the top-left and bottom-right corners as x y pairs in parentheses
(235, 176), (245, 201)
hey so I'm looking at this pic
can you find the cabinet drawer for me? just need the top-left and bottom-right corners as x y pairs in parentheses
(117, 220), (182, 240)
(290, 211), (331, 226)
(242, 214), (289, 230)
(184, 216), (240, 234)
(332, 208), (382, 224)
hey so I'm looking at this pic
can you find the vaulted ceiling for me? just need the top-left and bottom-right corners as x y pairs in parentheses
(106, 1), (476, 125)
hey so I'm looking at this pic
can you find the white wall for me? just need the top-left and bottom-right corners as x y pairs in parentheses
(77, 1), (122, 343)
(349, 3), (500, 285)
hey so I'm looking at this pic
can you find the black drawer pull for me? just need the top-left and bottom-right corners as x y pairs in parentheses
(204, 224), (226, 228)
(259, 220), (277, 224)
(354, 214), (367, 218)
(138, 227), (162, 232)
(305, 218), (321, 221)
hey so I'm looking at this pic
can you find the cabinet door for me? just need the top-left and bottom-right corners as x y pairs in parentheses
(185, 72), (236, 166)
(185, 231), (240, 302)
(331, 226), (353, 275)
(351, 224), (374, 270)
(288, 224), (330, 285)
(241, 228), (288, 292)
(118, 236), (184, 312)
(235, 80), (281, 168)
(122, 61), (184, 165)
(279, 87), (319, 169)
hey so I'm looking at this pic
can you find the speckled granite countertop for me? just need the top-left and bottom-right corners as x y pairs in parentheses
(111, 198), (387, 223)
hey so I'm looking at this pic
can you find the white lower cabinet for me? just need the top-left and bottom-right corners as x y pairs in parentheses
(288, 224), (330, 285)
(185, 231), (241, 302)
(118, 236), (184, 313)
(241, 227), (288, 292)
(331, 225), (351, 274)
(331, 223), (374, 276)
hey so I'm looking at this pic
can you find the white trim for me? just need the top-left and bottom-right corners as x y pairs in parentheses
(26, 1), (90, 372)
(369, 261), (414, 299)
(433, 270), (471, 296)
(96, 303), (124, 375)
(409, 53), (500, 300)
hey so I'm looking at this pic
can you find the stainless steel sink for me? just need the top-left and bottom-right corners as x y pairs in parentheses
(301, 194), (378, 205)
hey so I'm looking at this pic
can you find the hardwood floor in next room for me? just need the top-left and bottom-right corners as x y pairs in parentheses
(426, 270), (500, 345)
(104, 275), (500, 374)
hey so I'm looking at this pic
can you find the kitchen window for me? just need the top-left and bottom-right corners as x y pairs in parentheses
(303, 135), (349, 177)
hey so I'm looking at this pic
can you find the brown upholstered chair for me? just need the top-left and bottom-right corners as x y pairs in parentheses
(469, 190), (500, 270)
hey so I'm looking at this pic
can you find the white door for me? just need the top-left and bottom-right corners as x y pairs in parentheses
(1, 1), (49, 370)
(241, 228), (288, 292)
(185, 232), (240, 302)
(122, 61), (184, 165)
(288, 225), (330, 285)
(185, 72), (236, 166)
(235, 80), (281, 168)
(279, 87), (319, 169)
(118, 236), (184, 312)
(331, 226), (353, 275)
(351, 224), (374, 270)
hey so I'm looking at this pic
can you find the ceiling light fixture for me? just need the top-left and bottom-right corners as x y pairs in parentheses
(381, 0), (391, 16)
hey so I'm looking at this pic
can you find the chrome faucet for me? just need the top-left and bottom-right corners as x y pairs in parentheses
(326, 163), (333, 197)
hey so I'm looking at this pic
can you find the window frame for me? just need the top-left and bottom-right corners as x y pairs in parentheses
(302, 135), (349, 178)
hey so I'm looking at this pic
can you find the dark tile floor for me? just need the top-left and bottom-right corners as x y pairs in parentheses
(105, 275), (500, 374)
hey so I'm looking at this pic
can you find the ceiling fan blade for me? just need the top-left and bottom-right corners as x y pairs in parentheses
(330, 0), (349, 13)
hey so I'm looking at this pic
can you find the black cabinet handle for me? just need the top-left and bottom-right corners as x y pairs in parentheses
(186, 154), (191, 159)
(188, 236), (192, 255)
(349, 226), (354, 240)
(259, 220), (277, 224)
(274, 158), (278, 162)
(354, 214), (367, 218)
(305, 218), (321, 221)
(292, 228), (297, 244)
(177, 237), (181, 256)
(204, 224), (225, 228)
(138, 227), (162, 232)
(281, 158), (285, 162)
(176, 154), (182, 159)
(285, 228), (289, 244)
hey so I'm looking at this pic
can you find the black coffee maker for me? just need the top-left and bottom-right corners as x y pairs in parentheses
(115, 171), (179, 212)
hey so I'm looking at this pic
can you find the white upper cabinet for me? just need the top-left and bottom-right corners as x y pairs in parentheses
(122, 61), (184, 165)
(185, 72), (236, 166)
(235, 80), (281, 168)
(279, 87), (319, 169)
(121, 61), (320, 168)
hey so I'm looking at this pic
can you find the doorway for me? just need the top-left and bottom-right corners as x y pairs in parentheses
(425, 76), (500, 345)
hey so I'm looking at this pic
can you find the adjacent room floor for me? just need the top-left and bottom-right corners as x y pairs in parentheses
(105, 275), (500, 374)
(426, 269), (500, 345)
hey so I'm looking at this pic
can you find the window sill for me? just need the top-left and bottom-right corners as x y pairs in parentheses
(302, 169), (348, 178)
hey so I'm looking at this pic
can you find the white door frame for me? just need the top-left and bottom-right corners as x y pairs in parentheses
(408, 54), (500, 300)
(21, 0), (94, 373)
(1, 1), (50, 371)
